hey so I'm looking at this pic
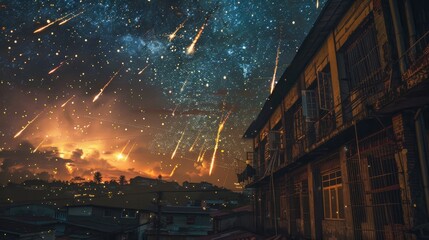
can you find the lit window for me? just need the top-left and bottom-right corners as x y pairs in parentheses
(322, 169), (345, 219)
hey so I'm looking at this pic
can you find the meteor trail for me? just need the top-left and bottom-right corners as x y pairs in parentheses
(189, 130), (202, 152)
(93, 68), (121, 102)
(180, 79), (188, 93)
(186, 12), (213, 55)
(48, 61), (65, 75)
(169, 164), (180, 177)
(61, 95), (75, 108)
(138, 64), (150, 75)
(33, 13), (72, 33)
(59, 10), (85, 25)
(32, 137), (47, 153)
(171, 127), (186, 160)
(117, 140), (131, 160)
(14, 112), (43, 138)
(125, 143), (136, 161)
(168, 18), (188, 42)
(270, 40), (281, 93)
(209, 109), (232, 175)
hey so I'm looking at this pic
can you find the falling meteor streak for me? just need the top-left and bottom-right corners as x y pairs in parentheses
(209, 110), (232, 175)
(270, 40), (281, 93)
(14, 112), (43, 138)
(32, 138), (47, 153)
(93, 68), (121, 102)
(33, 13), (72, 33)
(61, 95), (75, 108)
(138, 64), (150, 75)
(125, 143), (136, 161)
(316, 0), (320, 9)
(171, 128), (186, 160)
(189, 130), (202, 152)
(168, 18), (188, 42)
(59, 10), (85, 25)
(187, 13), (213, 55)
(180, 79), (188, 93)
(117, 140), (131, 160)
(48, 61), (65, 75)
(169, 164), (179, 177)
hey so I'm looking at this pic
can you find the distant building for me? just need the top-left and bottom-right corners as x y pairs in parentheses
(130, 176), (160, 187)
(0, 218), (55, 240)
(145, 206), (215, 240)
(63, 204), (153, 240)
(211, 205), (254, 234)
(182, 181), (214, 190)
(243, 0), (429, 239)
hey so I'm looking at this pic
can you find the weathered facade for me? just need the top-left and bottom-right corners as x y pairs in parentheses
(243, 0), (429, 239)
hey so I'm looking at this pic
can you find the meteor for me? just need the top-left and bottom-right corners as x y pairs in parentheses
(14, 111), (43, 138)
(117, 140), (130, 160)
(93, 68), (121, 102)
(59, 10), (85, 25)
(171, 127), (186, 160)
(169, 164), (180, 177)
(172, 105), (179, 116)
(180, 79), (188, 93)
(168, 18), (188, 42)
(33, 13), (72, 33)
(125, 143), (136, 161)
(209, 110), (232, 175)
(270, 40), (281, 93)
(32, 137), (46, 153)
(61, 95), (75, 108)
(189, 130), (202, 152)
(48, 61), (65, 75)
(186, 14), (211, 55)
(316, 0), (320, 9)
(138, 64), (150, 75)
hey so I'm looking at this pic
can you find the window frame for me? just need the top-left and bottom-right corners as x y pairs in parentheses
(322, 169), (345, 220)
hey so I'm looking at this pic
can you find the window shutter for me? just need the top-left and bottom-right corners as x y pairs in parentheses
(302, 90), (318, 122)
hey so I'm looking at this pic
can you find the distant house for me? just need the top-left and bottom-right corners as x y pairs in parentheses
(64, 204), (153, 240)
(145, 206), (215, 240)
(0, 218), (55, 240)
(130, 176), (160, 187)
(182, 181), (213, 190)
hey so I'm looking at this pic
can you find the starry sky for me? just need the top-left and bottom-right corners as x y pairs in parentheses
(0, 0), (325, 189)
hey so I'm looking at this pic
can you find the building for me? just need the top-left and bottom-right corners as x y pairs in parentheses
(243, 0), (429, 239)
(0, 218), (55, 240)
(63, 204), (153, 239)
(144, 206), (215, 240)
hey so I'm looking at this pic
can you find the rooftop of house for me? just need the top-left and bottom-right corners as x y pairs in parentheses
(0, 217), (54, 235)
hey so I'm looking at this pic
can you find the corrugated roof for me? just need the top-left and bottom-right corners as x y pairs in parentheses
(243, 0), (354, 138)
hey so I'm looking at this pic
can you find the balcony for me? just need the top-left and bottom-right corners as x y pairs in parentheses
(376, 29), (429, 112)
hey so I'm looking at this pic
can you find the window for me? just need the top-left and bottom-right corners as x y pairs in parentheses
(302, 90), (318, 121)
(294, 106), (305, 140)
(322, 170), (345, 219)
(317, 71), (333, 110)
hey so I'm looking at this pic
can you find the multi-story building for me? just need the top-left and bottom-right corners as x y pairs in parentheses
(243, 0), (429, 239)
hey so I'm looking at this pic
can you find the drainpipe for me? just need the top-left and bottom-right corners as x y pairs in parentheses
(415, 109), (429, 214)
(404, 0), (417, 60)
(389, 0), (408, 74)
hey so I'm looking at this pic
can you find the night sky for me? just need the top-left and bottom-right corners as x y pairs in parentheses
(0, 0), (325, 189)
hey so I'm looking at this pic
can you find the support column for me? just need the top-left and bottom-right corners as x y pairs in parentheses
(340, 146), (355, 240)
(327, 33), (343, 127)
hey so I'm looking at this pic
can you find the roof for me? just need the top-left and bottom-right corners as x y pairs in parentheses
(0, 217), (53, 235)
(243, 0), (354, 138)
(197, 228), (264, 240)
(162, 206), (216, 215)
(66, 203), (152, 212)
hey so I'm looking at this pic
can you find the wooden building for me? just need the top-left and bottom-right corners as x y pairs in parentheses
(243, 0), (429, 239)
